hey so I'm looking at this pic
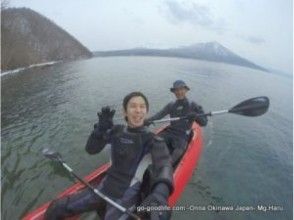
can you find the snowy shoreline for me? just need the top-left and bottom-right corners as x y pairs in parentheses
(1, 61), (61, 77)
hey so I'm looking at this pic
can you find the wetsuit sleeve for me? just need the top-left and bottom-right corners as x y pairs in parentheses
(192, 102), (208, 127)
(150, 135), (174, 194)
(147, 102), (172, 121)
(85, 131), (108, 155)
(85, 125), (121, 154)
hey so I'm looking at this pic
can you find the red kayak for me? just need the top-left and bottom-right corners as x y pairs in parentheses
(22, 122), (203, 220)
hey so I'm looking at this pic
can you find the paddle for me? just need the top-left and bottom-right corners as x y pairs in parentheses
(42, 148), (141, 220)
(152, 96), (270, 123)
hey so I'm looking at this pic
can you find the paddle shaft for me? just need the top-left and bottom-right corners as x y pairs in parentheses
(152, 110), (228, 123)
(152, 96), (270, 124)
(58, 160), (140, 220)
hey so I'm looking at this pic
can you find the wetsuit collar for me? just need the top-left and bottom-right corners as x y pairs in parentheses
(127, 125), (147, 133)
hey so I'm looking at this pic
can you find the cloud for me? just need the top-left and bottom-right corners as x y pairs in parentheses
(161, 0), (226, 33)
(237, 35), (265, 44)
(246, 36), (265, 44)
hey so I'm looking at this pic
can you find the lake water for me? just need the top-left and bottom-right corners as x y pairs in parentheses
(1, 56), (293, 220)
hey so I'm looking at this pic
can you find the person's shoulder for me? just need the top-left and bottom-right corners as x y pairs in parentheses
(189, 99), (200, 107)
(167, 101), (175, 107)
(191, 101), (198, 107)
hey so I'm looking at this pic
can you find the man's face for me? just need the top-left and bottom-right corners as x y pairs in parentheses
(124, 96), (148, 128)
(174, 87), (188, 100)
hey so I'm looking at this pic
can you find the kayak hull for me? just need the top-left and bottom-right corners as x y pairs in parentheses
(22, 123), (203, 219)
(168, 123), (203, 206)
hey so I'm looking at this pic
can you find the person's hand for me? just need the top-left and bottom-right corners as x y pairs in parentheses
(94, 106), (115, 133)
(139, 193), (171, 220)
(186, 112), (198, 120)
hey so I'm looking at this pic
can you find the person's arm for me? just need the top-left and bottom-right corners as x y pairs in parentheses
(192, 102), (208, 126)
(150, 136), (174, 193)
(145, 102), (172, 125)
(85, 106), (115, 154)
(139, 135), (173, 219)
(85, 127), (109, 154)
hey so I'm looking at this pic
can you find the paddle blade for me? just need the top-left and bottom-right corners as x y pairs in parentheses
(229, 96), (270, 117)
(42, 148), (63, 162)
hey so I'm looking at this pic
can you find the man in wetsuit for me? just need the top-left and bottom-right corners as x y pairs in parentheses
(45, 92), (173, 220)
(145, 80), (208, 165)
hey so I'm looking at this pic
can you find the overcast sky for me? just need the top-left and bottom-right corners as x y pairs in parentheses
(10, 0), (293, 74)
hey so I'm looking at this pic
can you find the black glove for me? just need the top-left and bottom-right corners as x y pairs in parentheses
(186, 112), (198, 120)
(144, 119), (154, 127)
(94, 106), (115, 133)
(187, 112), (208, 126)
(140, 192), (166, 207)
(139, 183), (171, 220)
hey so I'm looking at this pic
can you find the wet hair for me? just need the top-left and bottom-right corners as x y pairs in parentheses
(123, 92), (149, 121)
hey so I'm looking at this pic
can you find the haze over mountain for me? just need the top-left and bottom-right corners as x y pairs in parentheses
(1, 7), (267, 73)
(1, 8), (92, 72)
(94, 42), (268, 72)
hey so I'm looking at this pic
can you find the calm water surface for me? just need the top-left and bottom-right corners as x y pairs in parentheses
(1, 57), (292, 220)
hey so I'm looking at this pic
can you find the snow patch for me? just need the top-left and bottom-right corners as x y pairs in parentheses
(1, 61), (61, 77)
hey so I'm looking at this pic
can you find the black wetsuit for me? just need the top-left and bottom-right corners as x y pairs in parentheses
(147, 98), (207, 164)
(45, 125), (173, 220)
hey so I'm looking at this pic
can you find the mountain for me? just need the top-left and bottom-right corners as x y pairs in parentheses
(94, 41), (267, 72)
(1, 8), (92, 71)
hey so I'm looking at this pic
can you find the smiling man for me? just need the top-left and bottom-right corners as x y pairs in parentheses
(145, 80), (208, 165)
(45, 92), (173, 220)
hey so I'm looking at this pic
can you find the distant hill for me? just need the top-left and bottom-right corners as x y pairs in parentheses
(94, 41), (267, 72)
(1, 8), (92, 71)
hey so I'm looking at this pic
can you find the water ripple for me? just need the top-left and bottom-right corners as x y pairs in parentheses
(1, 57), (292, 220)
